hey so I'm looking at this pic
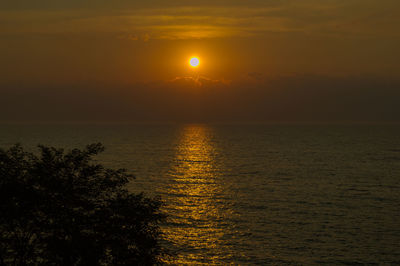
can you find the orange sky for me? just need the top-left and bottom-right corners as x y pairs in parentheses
(1, 0), (399, 123)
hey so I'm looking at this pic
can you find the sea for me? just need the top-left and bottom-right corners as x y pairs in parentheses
(0, 124), (399, 265)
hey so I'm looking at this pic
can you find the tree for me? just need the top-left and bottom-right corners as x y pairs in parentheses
(0, 143), (165, 265)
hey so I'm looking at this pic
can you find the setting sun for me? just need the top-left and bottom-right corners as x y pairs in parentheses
(189, 57), (200, 68)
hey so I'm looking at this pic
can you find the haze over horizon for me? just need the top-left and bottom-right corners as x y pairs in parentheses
(1, 0), (399, 123)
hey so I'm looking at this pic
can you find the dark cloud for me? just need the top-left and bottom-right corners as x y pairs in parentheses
(1, 75), (399, 123)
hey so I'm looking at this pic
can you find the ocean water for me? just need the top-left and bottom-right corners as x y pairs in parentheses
(0, 124), (400, 264)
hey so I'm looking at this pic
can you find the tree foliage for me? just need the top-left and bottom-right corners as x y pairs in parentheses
(0, 143), (165, 265)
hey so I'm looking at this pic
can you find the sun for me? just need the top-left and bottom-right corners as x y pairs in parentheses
(189, 57), (200, 68)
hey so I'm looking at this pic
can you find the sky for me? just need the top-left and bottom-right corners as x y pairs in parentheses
(1, 0), (399, 123)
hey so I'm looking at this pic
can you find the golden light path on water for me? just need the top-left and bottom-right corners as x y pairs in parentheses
(162, 125), (233, 264)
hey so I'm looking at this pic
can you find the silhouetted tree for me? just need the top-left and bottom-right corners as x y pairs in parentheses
(0, 143), (165, 265)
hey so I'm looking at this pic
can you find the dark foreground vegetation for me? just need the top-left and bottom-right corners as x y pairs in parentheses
(0, 143), (165, 265)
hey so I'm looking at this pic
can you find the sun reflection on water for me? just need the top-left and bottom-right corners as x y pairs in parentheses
(162, 125), (231, 264)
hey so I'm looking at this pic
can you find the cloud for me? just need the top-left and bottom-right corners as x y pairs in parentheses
(1, 1), (399, 39)
(119, 34), (139, 41)
(168, 75), (231, 88)
(118, 33), (150, 41)
(142, 33), (150, 42)
(247, 72), (265, 81)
